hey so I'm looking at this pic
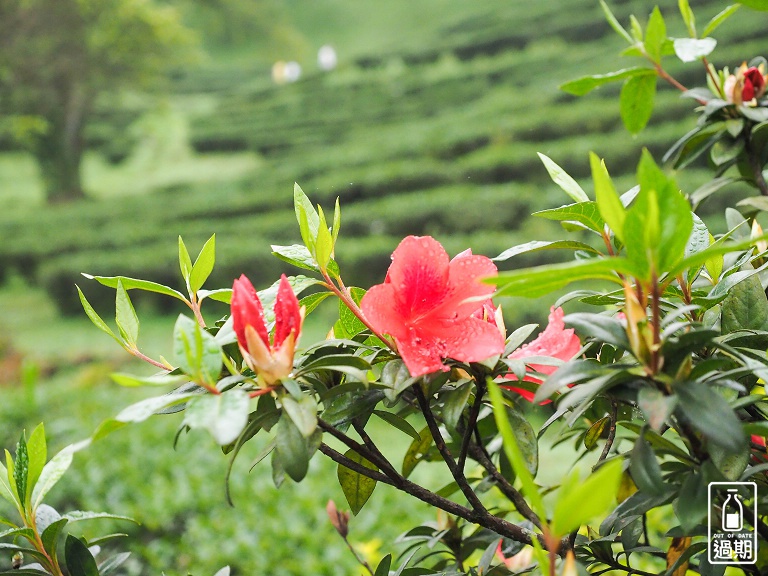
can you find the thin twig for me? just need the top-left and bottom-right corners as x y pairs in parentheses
(413, 384), (488, 513)
(457, 379), (485, 473)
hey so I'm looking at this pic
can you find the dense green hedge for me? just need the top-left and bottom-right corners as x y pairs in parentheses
(0, 0), (760, 317)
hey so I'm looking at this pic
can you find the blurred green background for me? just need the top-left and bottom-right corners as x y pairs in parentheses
(0, 0), (763, 573)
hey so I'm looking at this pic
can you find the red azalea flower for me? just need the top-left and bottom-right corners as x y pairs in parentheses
(743, 67), (766, 101)
(231, 273), (304, 385)
(504, 306), (581, 402)
(360, 236), (505, 377)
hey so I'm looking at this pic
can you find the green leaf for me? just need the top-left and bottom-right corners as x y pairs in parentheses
(82, 274), (187, 302)
(271, 244), (319, 272)
(702, 5), (740, 37)
(644, 6), (667, 63)
(721, 273), (768, 332)
(294, 183), (320, 241)
(299, 292), (332, 315)
(675, 471), (708, 532)
(331, 197), (341, 247)
(0, 459), (16, 506)
(62, 510), (136, 524)
(24, 424), (45, 511)
(537, 153), (589, 202)
(441, 382), (473, 431)
(110, 391), (201, 425)
(372, 411), (421, 442)
(599, 0), (634, 44)
(76, 286), (121, 345)
(735, 0), (767, 11)
(637, 388), (677, 432)
(189, 234), (216, 294)
(3, 451), (19, 505)
(675, 382), (745, 452)
(196, 288), (232, 304)
(678, 0), (695, 36)
(504, 406), (538, 476)
(115, 280), (139, 347)
(495, 240), (600, 262)
(282, 395), (318, 438)
(630, 433), (666, 495)
(110, 372), (188, 388)
(374, 555), (392, 576)
(173, 314), (222, 385)
(584, 416), (609, 450)
(488, 381), (545, 519)
(183, 390), (250, 446)
(13, 435), (27, 512)
(41, 517), (67, 561)
(709, 442), (749, 480)
(620, 74), (657, 134)
(338, 287), (367, 337)
(178, 236), (193, 281)
(275, 414), (310, 482)
(402, 426), (433, 478)
(315, 205), (333, 270)
(380, 360), (417, 401)
(337, 449), (378, 515)
(533, 202), (606, 234)
(258, 275), (321, 324)
(564, 312), (629, 349)
(493, 257), (633, 299)
(590, 152), (625, 241)
(673, 38), (716, 63)
(65, 535), (99, 576)
(31, 440), (90, 511)
(560, 67), (656, 96)
(550, 458), (623, 538)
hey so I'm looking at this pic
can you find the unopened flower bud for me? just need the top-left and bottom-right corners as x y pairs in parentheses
(326, 499), (350, 538)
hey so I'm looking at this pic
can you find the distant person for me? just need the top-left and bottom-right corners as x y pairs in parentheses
(318, 45), (338, 71)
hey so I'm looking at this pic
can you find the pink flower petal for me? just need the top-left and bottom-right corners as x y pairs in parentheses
(385, 236), (450, 320)
(430, 253), (497, 320)
(273, 274), (302, 348)
(231, 274), (269, 351)
(360, 283), (408, 340)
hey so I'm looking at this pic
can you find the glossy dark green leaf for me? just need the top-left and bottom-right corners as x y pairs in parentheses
(402, 426), (433, 478)
(282, 395), (318, 438)
(441, 381), (473, 431)
(630, 434), (666, 496)
(337, 449), (378, 515)
(676, 382), (746, 452)
(322, 390), (384, 427)
(373, 411), (421, 442)
(674, 471), (708, 533)
(13, 434), (27, 511)
(380, 360), (418, 401)
(721, 273), (768, 332)
(275, 414), (310, 482)
(374, 554), (392, 576)
(709, 442), (749, 481)
(504, 406), (538, 476)
(533, 359), (604, 403)
(41, 517), (68, 560)
(564, 312), (628, 349)
(65, 535), (99, 576)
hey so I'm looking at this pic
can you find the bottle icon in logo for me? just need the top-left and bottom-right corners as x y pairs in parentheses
(722, 489), (743, 531)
